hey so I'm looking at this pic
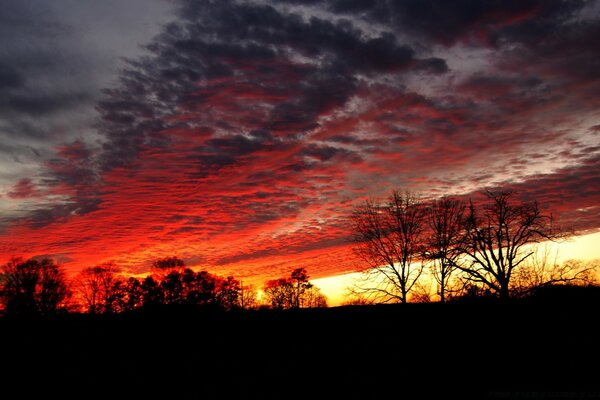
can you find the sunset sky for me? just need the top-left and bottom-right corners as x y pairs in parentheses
(1, 0), (599, 299)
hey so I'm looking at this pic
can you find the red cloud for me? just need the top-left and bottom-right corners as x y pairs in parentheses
(7, 179), (40, 199)
(2, 0), (598, 287)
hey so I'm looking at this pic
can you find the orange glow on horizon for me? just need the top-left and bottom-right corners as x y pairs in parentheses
(313, 231), (600, 306)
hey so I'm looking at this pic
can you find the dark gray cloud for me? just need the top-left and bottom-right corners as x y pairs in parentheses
(177, 0), (431, 73)
(294, 0), (586, 47)
(301, 143), (361, 163)
(0, 0), (174, 227)
(94, 0), (449, 178)
(0, 2), (97, 138)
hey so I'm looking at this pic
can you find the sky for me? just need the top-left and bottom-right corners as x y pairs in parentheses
(1, 0), (600, 297)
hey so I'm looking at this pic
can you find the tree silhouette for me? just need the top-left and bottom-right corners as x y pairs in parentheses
(424, 197), (466, 303)
(352, 191), (425, 303)
(263, 268), (327, 309)
(161, 270), (185, 305)
(302, 285), (328, 308)
(187, 270), (218, 307)
(239, 283), (258, 309)
(74, 262), (123, 314)
(215, 276), (241, 310)
(263, 278), (294, 309)
(511, 248), (598, 296)
(141, 275), (162, 307)
(457, 190), (560, 300)
(0, 257), (71, 315)
(151, 268), (244, 310)
(290, 268), (312, 308)
(122, 277), (144, 311)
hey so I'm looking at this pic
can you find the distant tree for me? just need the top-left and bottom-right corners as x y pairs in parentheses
(74, 266), (101, 314)
(122, 277), (144, 311)
(181, 268), (198, 303)
(71, 264), (249, 313)
(0, 257), (71, 315)
(171, 268), (243, 310)
(341, 293), (372, 306)
(239, 283), (258, 309)
(512, 248), (598, 296)
(161, 270), (185, 304)
(352, 191), (426, 303)
(187, 270), (219, 306)
(215, 276), (241, 310)
(140, 275), (162, 307)
(424, 197), (466, 303)
(290, 268), (312, 308)
(451, 281), (495, 301)
(263, 278), (294, 309)
(263, 269), (325, 309)
(410, 281), (435, 303)
(302, 286), (328, 308)
(457, 191), (562, 300)
(74, 262), (123, 314)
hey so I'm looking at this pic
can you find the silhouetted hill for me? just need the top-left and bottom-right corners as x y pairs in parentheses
(528, 284), (600, 305)
(2, 290), (599, 399)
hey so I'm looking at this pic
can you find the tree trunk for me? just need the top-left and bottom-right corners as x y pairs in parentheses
(499, 284), (510, 301)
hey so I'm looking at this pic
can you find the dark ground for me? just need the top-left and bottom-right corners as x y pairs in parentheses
(3, 286), (599, 400)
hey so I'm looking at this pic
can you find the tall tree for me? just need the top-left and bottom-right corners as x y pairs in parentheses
(75, 262), (123, 314)
(290, 268), (312, 308)
(352, 191), (425, 303)
(458, 191), (560, 300)
(424, 197), (466, 303)
(0, 257), (71, 315)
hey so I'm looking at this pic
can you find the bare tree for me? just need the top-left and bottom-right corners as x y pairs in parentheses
(341, 294), (372, 306)
(214, 276), (242, 310)
(424, 197), (466, 303)
(302, 286), (328, 308)
(458, 191), (561, 300)
(512, 247), (598, 296)
(262, 268), (325, 309)
(161, 269), (185, 305)
(352, 191), (425, 303)
(239, 282), (258, 309)
(410, 281), (435, 303)
(291, 268), (312, 308)
(263, 278), (295, 309)
(0, 257), (71, 315)
(122, 277), (144, 311)
(75, 262), (122, 314)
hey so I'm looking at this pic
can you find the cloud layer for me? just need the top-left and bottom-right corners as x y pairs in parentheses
(1, 0), (599, 283)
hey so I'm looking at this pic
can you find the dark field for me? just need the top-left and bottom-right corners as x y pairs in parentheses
(3, 286), (599, 400)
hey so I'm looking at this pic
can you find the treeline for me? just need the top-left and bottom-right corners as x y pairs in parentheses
(0, 255), (327, 316)
(351, 189), (599, 303)
(2, 189), (599, 316)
